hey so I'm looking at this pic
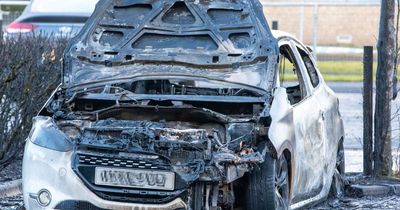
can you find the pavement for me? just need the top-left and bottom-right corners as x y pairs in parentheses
(327, 82), (400, 173)
(311, 173), (400, 210)
(327, 82), (364, 94)
(316, 46), (374, 55)
(0, 180), (21, 198)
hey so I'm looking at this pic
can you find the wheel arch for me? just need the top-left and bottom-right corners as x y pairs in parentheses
(275, 141), (294, 201)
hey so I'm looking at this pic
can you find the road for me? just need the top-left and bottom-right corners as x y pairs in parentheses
(327, 82), (400, 172)
(327, 82), (364, 94)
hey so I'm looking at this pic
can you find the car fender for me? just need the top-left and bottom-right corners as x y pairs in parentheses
(268, 87), (295, 153)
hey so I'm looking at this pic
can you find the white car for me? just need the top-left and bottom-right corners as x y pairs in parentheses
(22, 0), (344, 209)
(6, 0), (98, 37)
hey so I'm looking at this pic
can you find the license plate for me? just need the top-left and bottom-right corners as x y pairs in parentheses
(94, 167), (175, 191)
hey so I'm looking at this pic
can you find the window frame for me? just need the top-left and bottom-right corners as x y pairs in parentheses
(294, 45), (322, 90)
(275, 39), (313, 105)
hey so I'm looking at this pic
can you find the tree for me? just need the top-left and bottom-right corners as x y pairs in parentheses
(374, 0), (396, 176)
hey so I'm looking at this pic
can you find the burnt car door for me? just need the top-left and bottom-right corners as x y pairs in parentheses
(269, 38), (326, 205)
(295, 45), (344, 194)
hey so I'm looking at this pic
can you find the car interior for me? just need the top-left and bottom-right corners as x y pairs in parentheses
(278, 44), (306, 105)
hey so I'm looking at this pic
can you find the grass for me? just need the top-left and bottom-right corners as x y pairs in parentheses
(281, 60), (370, 82)
(316, 61), (377, 82)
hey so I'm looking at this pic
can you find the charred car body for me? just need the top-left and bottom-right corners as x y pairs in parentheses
(23, 0), (344, 209)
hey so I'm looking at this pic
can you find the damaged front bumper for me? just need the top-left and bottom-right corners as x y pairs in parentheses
(22, 141), (187, 210)
(23, 116), (267, 209)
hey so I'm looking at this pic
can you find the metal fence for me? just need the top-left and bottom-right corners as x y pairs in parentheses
(0, 1), (29, 32)
(262, 1), (381, 62)
(2, 11), (21, 26)
(0, 0), (377, 81)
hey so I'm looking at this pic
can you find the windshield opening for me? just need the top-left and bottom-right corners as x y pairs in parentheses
(73, 78), (264, 97)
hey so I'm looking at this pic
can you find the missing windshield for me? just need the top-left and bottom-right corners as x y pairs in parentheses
(132, 34), (218, 50)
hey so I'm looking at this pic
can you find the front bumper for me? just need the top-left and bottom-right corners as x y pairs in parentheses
(22, 140), (187, 210)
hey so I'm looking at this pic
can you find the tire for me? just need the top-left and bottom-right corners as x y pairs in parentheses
(336, 139), (345, 175)
(330, 140), (345, 198)
(245, 154), (290, 210)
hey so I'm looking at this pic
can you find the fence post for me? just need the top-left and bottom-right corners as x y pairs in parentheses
(272, 21), (278, 30)
(312, 4), (319, 61)
(299, 0), (305, 42)
(363, 46), (374, 175)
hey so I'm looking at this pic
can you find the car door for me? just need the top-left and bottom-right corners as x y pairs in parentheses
(295, 45), (344, 191)
(270, 39), (326, 203)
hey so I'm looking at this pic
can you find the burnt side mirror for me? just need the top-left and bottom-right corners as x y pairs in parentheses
(270, 87), (291, 120)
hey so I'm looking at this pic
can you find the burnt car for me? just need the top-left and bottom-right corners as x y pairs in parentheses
(22, 0), (344, 209)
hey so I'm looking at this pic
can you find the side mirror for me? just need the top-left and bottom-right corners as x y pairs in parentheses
(270, 87), (291, 120)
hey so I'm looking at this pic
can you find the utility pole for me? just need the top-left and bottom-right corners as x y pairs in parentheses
(374, 0), (396, 177)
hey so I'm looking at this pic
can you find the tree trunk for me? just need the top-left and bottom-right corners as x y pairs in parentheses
(374, 0), (396, 177)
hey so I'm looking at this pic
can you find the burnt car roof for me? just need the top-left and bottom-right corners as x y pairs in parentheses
(63, 0), (278, 91)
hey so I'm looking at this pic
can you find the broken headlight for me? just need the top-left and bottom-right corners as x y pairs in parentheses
(28, 117), (73, 152)
(59, 125), (80, 139)
(227, 123), (255, 151)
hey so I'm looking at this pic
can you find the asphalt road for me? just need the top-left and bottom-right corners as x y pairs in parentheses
(328, 82), (400, 172)
(326, 82), (364, 94)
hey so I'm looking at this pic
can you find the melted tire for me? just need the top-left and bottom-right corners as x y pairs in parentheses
(245, 154), (289, 210)
(330, 140), (345, 198)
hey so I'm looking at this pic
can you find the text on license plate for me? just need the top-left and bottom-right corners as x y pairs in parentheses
(94, 167), (175, 191)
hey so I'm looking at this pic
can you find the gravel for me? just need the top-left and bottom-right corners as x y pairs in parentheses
(0, 162), (398, 210)
(3, 192), (399, 209)
(0, 194), (23, 210)
(311, 196), (400, 210)
(0, 157), (23, 210)
(312, 174), (400, 209)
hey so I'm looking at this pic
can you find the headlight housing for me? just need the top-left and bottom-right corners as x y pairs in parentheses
(28, 116), (73, 152)
(226, 123), (255, 151)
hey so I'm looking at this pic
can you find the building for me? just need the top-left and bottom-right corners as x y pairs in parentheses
(262, 0), (381, 47)
(0, 0), (384, 47)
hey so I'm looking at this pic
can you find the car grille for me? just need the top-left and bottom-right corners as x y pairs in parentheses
(78, 154), (169, 170)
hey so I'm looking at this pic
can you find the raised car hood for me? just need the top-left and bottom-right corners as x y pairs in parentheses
(62, 0), (278, 90)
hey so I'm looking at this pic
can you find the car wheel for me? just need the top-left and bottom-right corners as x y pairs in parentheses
(336, 139), (345, 175)
(330, 140), (345, 198)
(245, 154), (290, 210)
